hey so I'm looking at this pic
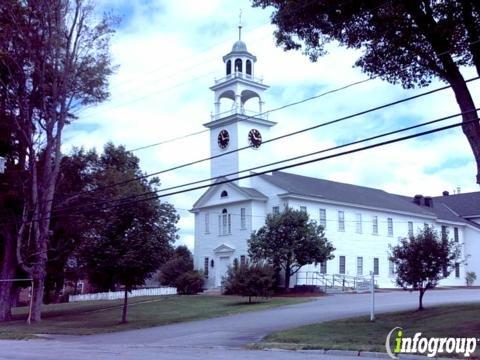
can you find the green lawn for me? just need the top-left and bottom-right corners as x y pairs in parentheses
(0, 295), (310, 339)
(258, 303), (480, 357)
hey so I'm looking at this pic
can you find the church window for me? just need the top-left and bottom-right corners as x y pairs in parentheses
(221, 209), (231, 235)
(320, 261), (327, 274)
(235, 58), (242, 72)
(408, 221), (414, 237)
(373, 258), (379, 275)
(221, 190), (228, 198)
(205, 212), (209, 234)
(319, 209), (326, 229)
(372, 216), (378, 235)
(387, 218), (393, 236)
(454, 227), (459, 242)
(357, 257), (363, 275)
(441, 225), (447, 239)
(246, 59), (252, 75)
(389, 260), (395, 276)
(300, 206), (307, 213)
(226, 60), (231, 75)
(204, 257), (209, 278)
(233, 258), (239, 270)
(455, 263), (460, 278)
(338, 211), (345, 232)
(355, 213), (362, 234)
(228, 212), (231, 234)
(240, 255), (246, 266)
(240, 208), (246, 229)
(272, 206), (280, 215)
(339, 256), (346, 274)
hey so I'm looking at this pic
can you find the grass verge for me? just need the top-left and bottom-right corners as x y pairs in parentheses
(0, 295), (310, 339)
(257, 303), (480, 357)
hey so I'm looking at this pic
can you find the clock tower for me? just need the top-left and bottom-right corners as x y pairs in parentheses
(204, 26), (276, 187)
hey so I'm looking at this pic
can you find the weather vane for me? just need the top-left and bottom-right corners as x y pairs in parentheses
(238, 8), (243, 40)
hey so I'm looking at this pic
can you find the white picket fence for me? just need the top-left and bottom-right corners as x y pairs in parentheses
(69, 287), (177, 302)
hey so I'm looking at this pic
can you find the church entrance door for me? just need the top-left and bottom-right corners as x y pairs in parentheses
(216, 256), (230, 287)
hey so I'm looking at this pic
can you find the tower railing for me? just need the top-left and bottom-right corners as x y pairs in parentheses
(211, 107), (269, 121)
(214, 71), (264, 84)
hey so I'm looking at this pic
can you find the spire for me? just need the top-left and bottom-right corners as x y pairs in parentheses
(238, 9), (242, 40)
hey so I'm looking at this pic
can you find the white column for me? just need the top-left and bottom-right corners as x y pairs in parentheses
(235, 94), (242, 113)
(259, 100), (264, 114)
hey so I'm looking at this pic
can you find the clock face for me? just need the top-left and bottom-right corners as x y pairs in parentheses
(217, 129), (230, 149)
(248, 129), (262, 149)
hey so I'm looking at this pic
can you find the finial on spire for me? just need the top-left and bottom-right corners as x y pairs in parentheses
(238, 9), (243, 40)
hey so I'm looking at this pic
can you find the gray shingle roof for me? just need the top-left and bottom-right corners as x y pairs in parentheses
(240, 186), (268, 199)
(433, 192), (480, 217)
(259, 171), (479, 227)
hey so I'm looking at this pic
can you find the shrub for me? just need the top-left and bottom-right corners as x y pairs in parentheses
(175, 271), (204, 295)
(158, 246), (193, 286)
(466, 271), (477, 286)
(223, 262), (274, 303)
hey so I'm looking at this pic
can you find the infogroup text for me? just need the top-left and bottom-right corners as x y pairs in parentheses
(385, 327), (477, 358)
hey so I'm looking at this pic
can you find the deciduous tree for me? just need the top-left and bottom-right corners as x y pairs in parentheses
(248, 208), (334, 291)
(79, 144), (179, 323)
(253, 0), (480, 184)
(389, 226), (460, 310)
(0, 0), (116, 321)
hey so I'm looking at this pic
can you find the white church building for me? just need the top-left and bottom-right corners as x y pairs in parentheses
(191, 32), (480, 290)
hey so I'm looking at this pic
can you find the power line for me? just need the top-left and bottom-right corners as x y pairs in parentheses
(2, 109), (468, 228)
(52, 76), (480, 205)
(95, 37), (480, 155)
(73, 0), (395, 120)
(1, 114), (474, 227)
(45, 108), (476, 218)
(74, 0), (338, 117)
(74, 117), (476, 212)
(124, 77), (371, 152)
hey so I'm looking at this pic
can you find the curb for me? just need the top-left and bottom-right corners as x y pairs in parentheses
(263, 348), (458, 359)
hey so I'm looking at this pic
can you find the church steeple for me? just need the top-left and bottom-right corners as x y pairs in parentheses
(209, 25), (266, 121)
(204, 25), (276, 186)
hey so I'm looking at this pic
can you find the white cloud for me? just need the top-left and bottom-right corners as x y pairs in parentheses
(64, 0), (480, 250)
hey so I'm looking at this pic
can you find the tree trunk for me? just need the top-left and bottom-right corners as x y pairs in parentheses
(30, 275), (45, 322)
(418, 288), (425, 311)
(405, 1), (480, 184)
(0, 231), (17, 321)
(447, 77), (480, 185)
(121, 287), (128, 323)
(284, 263), (291, 292)
(460, 0), (480, 76)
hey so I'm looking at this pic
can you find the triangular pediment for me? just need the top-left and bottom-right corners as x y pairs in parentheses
(191, 177), (266, 210)
(213, 244), (235, 254)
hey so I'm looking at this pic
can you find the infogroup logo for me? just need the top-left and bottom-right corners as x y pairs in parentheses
(385, 327), (478, 359)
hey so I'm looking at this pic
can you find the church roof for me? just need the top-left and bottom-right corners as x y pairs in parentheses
(432, 192), (480, 217)
(259, 171), (480, 227)
(222, 39), (257, 62)
(232, 40), (248, 52)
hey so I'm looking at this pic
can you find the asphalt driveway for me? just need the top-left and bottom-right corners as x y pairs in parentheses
(1, 289), (479, 359)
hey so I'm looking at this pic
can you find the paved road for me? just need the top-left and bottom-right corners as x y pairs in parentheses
(1, 289), (479, 359)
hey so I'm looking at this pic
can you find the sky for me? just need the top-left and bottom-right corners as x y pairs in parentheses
(64, 0), (480, 250)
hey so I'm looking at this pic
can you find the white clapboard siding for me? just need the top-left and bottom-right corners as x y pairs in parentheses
(69, 287), (177, 302)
